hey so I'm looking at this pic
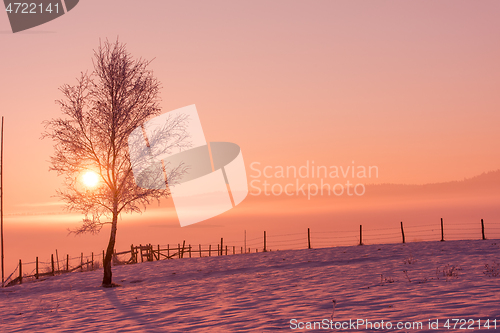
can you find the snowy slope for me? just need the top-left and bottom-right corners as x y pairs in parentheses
(1, 239), (500, 332)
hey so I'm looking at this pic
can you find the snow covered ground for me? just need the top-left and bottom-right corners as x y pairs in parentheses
(1, 239), (500, 332)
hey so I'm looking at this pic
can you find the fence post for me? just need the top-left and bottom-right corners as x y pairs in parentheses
(18, 259), (22, 284)
(199, 244), (202, 257)
(308, 228), (311, 249)
(55, 249), (60, 273)
(51, 254), (55, 276)
(157, 244), (160, 260)
(233, 246), (235, 255)
(400, 222), (405, 244)
(81, 253), (83, 272)
(167, 244), (170, 259)
(181, 240), (186, 258)
(66, 254), (69, 272)
(440, 218), (445, 242)
(221, 238), (223, 256)
(225, 245), (228, 255)
(209, 244), (212, 256)
(241, 247), (243, 254)
(130, 244), (134, 263)
(481, 219), (486, 240)
(359, 225), (363, 245)
(217, 244), (220, 256)
(35, 257), (39, 279)
(264, 231), (267, 252)
(189, 245), (192, 258)
(91, 252), (94, 270)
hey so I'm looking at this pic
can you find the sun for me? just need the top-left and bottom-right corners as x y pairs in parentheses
(82, 171), (99, 188)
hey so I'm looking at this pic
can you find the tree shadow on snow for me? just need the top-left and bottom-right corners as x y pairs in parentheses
(103, 288), (162, 332)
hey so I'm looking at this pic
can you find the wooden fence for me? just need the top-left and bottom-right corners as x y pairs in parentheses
(3, 217), (499, 287)
(4, 240), (255, 287)
(126, 240), (253, 264)
(5, 253), (95, 287)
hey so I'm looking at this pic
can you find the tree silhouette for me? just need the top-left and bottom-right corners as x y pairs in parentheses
(43, 39), (190, 287)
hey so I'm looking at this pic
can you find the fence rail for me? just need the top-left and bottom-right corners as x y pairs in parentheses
(3, 218), (500, 287)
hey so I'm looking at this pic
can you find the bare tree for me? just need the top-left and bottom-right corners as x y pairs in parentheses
(43, 39), (190, 287)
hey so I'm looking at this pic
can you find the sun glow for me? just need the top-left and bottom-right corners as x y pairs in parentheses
(82, 171), (99, 188)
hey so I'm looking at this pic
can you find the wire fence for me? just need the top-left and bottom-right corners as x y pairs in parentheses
(2, 250), (104, 287)
(3, 218), (500, 287)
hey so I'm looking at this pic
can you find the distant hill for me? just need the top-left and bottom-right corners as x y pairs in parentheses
(364, 170), (500, 199)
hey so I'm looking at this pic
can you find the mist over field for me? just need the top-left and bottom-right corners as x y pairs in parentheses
(3, 170), (500, 278)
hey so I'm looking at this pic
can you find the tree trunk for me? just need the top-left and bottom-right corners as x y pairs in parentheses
(102, 212), (118, 287)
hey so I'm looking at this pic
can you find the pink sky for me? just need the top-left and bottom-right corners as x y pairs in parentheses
(1, 1), (500, 274)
